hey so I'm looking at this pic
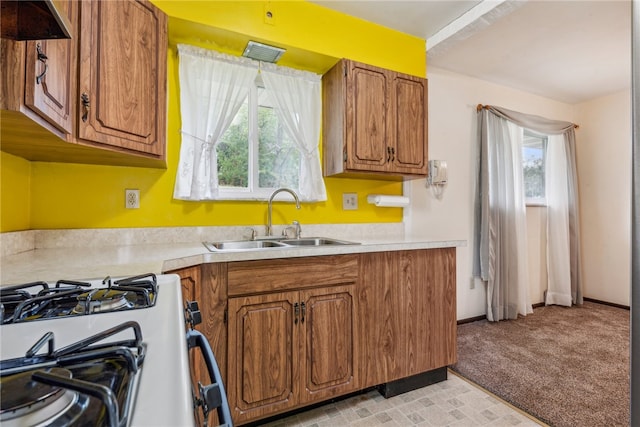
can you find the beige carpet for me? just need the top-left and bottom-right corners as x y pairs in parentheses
(451, 301), (630, 427)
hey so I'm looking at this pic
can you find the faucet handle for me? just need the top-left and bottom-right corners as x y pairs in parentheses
(244, 227), (257, 240)
(293, 220), (302, 239)
(282, 221), (302, 239)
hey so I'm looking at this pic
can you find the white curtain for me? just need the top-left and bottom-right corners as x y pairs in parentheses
(475, 105), (582, 321)
(174, 44), (326, 202)
(478, 110), (533, 321)
(261, 63), (326, 201)
(545, 134), (573, 306)
(174, 44), (258, 200)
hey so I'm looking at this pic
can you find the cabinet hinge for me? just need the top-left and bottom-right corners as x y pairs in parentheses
(224, 309), (228, 324)
(343, 150), (348, 163)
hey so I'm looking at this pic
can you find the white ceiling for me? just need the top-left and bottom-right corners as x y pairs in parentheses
(311, 0), (632, 104)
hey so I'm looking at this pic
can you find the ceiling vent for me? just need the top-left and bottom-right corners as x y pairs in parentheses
(242, 41), (285, 63)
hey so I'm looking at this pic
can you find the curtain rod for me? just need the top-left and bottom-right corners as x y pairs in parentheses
(476, 104), (579, 129)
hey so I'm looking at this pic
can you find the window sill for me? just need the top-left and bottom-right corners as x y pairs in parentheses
(526, 199), (547, 207)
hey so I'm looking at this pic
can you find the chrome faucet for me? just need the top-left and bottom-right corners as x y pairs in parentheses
(267, 188), (301, 236)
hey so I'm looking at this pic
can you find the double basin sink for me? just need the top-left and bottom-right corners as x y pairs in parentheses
(203, 237), (359, 252)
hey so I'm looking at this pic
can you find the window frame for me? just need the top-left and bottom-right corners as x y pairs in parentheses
(216, 81), (300, 201)
(522, 129), (548, 207)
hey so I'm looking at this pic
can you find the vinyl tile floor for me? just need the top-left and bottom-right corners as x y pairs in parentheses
(260, 371), (545, 427)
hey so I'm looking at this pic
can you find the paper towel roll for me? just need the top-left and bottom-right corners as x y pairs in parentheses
(367, 195), (410, 207)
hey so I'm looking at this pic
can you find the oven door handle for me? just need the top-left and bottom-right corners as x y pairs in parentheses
(186, 329), (233, 427)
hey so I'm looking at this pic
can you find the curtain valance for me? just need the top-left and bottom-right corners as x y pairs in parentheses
(478, 104), (577, 134)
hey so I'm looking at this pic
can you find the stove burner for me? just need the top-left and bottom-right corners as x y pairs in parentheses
(0, 322), (145, 427)
(73, 289), (134, 314)
(0, 367), (77, 425)
(0, 273), (158, 324)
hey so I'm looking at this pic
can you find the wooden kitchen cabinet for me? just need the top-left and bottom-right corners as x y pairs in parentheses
(168, 248), (455, 426)
(77, 0), (166, 158)
(0, 0), (167, 168)
(1, 0), (77, 136)
(322, 59), (428, 179)
(358, 248), (457, 388)
(226, 256), (359, 424)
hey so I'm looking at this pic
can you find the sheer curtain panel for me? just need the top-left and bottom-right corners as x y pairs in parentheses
(261, 63), (326, 201)
(174, 45), (258, 200)
(545, 134), (573, 306)
(477, 109), (532, 321)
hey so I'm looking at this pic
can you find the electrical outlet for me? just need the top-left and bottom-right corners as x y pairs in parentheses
(125, 189), (140, 209)
(342, 193), (358, 210)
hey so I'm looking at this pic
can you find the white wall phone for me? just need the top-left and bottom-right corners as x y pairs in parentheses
(427, 160), (448, 185)
(426, 160), (447, 199)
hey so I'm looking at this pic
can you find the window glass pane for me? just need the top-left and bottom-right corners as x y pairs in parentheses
(217, 99), (249, 188)
(257, 88), (299, 189)
(522, 131), (546, 200)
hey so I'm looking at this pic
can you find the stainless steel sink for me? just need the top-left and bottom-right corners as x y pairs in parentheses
(203, 240), (287, 251)
(279, 237), (358, 246)
(203, 237), (359, 252)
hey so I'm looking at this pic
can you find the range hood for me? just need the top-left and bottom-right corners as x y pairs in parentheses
(1, 0), (71, 40)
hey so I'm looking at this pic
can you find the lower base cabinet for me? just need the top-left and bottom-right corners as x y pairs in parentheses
(227, 285), (357, 424)
(169, 248), (456, 426)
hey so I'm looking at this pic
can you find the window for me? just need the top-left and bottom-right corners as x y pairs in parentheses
(216, 79), (300, 199)
(522, 130), (547, 205)
(174, 44), (326, 202)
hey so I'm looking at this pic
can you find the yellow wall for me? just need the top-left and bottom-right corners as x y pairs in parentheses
(2, 1), (426, 232)
(1, 152), (31, 231)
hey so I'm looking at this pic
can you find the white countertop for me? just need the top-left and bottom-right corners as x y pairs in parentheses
(0, 226), (466, 285)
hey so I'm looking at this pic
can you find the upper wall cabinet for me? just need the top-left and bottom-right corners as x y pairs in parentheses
(1, 0), (77, 135)
(322, 59), (428, 180)
(77, 0), (166, 158)
(0, 0), (167, 168)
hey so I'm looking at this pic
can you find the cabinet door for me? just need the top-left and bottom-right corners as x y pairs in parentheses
(390, 74), (428, 175)
(407, 248), (457, 373)
(300, 284), (358, 403)
(174, 266), (203, 394)
(346, 62), (388, 172)
(358, 251), (405, 387)
(358, 249), (457, 386)
(77, 0), (167, 157)
(24, 0), (76, 134)
(170, 264), (227, 427)
(227, 292), (300, 424)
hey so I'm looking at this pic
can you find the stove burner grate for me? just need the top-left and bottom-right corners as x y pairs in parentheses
(0, 321), (145, 427)
(0, 273), (158, 324)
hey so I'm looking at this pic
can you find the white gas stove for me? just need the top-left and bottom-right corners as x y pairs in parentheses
(0, 273), (196, 426)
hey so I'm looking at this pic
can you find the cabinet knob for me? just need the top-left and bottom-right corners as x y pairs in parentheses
(35, 43), (48, 85)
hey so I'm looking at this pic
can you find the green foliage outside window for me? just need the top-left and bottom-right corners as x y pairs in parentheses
(216, 92), (299, 191)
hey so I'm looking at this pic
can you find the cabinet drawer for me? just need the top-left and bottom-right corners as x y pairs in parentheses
(228, 255), (358, 296)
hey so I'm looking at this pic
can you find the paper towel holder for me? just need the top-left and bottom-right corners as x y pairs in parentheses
(367, 194), (411, 207)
